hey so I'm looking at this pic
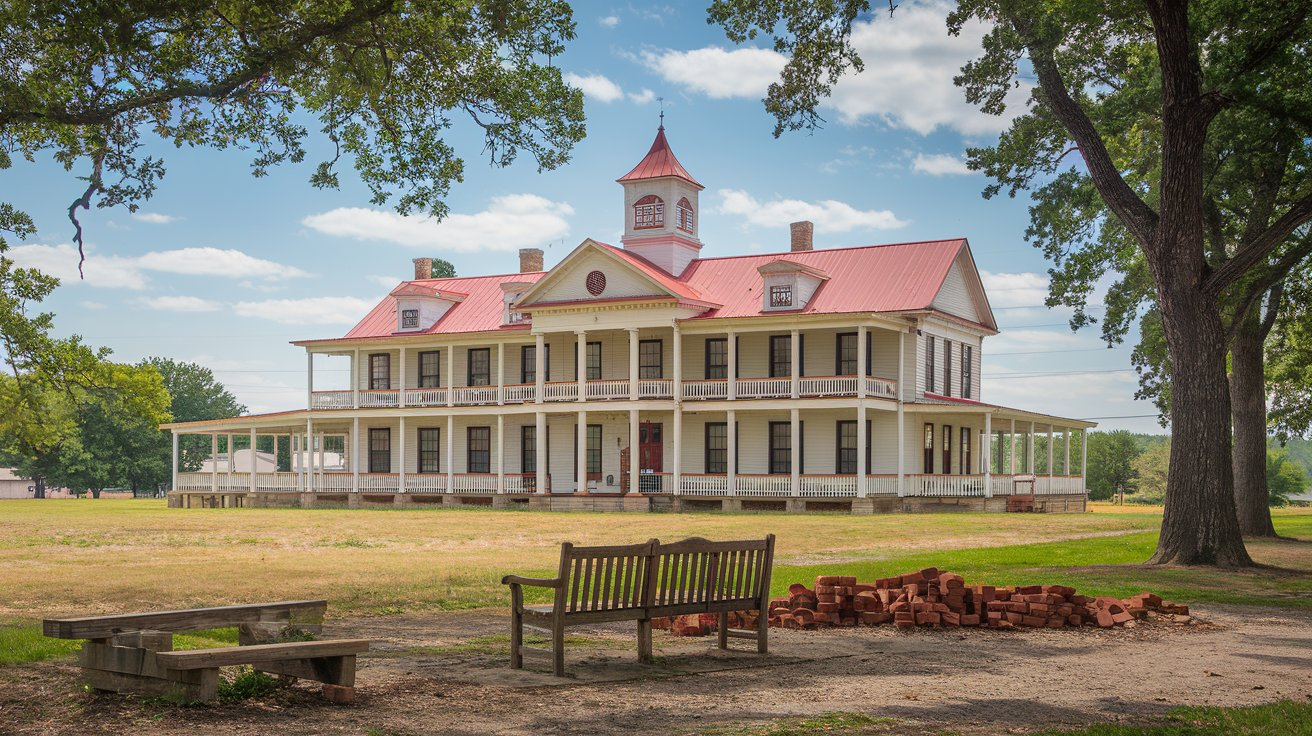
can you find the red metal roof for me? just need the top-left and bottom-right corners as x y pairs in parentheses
(617, 127), (702, 188)
(596, 242), (709, 304)
(342, 272), (545, 340)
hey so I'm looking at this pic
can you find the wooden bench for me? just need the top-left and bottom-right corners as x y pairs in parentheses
(503, 535), (775, 676)
(44, 600), (369, 703)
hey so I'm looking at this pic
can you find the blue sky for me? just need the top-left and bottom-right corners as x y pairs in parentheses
(1, 0), (1160, 431)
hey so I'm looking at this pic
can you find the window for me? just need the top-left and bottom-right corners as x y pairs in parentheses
(400, 308), (419, 329)
(963, 345), (973, 399)
(639, 339), (663, 379)
(943, 341), (953, 398)
(574, 424), (602, 479)
(705, 422), (728, 474)
(467, 426), (491, 473)
(418, 351), (441, 388)
(942, 425), (953, 475)
(925, 336), (936, 393)
(769, 284), (793, 308)
(467, 348), (490, 386)
(676, 197), (694, 232)
(634, 194), (664, 229)
(768, 422), (801, 474)
(369, 353), (390, 390)
(769, 335), (791, 378)
(521, 344), (550, 384)
(418, 428), (440, 473)
(522, 426), (537, 473)
(960, 426), (972, 475)
(587, 341), (602, 380)
(923, 423), (935, 474)
(705, 338), (728, 380)
(836, 420), (873, 475)
(368, 428), (390, 473)
(837, 333), (857, 376)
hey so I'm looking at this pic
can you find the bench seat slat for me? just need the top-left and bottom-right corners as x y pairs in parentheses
(153, 639), (370, 670)
(43, 601), (328, 640)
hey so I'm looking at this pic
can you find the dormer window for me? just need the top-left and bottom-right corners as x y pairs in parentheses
(634, 195), (664, 229)
(769, 284), (794, 308)
(676, 197), (694, 232)
(400, 308), (419, 329)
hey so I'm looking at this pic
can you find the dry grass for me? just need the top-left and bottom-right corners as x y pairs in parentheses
(1, 500), (1307, 621)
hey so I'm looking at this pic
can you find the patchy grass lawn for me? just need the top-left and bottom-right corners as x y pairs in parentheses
(1029, 700), (1312, 735)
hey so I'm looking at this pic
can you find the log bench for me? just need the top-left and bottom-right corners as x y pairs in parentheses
(503, 535), (775, 676)
(43, 600), (369, 703)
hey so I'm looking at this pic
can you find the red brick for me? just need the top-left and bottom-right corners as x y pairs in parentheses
(815, 576), (840, 587)
(1021, 615), (1047, 627)
(322, 684), (355, 704)
(961, 614), (981, 626)
(1095, 609), (1114, 628)
(1005, 612), (1023, 624)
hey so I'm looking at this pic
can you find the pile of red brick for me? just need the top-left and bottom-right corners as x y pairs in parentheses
(651, 610), (759, 637)
(765, 568), (1189, 631)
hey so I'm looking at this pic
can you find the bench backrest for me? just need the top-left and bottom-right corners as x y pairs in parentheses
(651, 535), (775, 612)
(556, 539), (658, 615)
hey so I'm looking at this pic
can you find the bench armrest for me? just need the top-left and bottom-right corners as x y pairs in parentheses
(501, 574), (561, 589)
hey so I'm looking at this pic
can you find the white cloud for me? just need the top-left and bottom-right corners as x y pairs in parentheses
(135, 248), (310, 281)
(7, 243), (149, 289)
(132, 212), (177, 224)
(641, 2), (1030, 137)
(79, 301), (107, 310)
(366, 274), (403, 289)
(233, 296), (379, 326)
(302, 194), (574, 253)
(912, 152), (973, 176)
(136, 295), (223, 312)
(564, 72), (625, 103)
(716, 189), (907, 233)
(627, 88), (656, 105)
(640, 47), (786, 99)
(599, 14), (620, 28)
(979, 270), (1051, 309)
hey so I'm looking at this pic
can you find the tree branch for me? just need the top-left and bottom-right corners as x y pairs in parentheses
(1225, 234), (1312, 343)
(1205, 190), (1312, 297)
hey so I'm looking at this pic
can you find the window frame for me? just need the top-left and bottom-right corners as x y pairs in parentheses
(835, 420), (873, 475)
(467, 426), (491, 474)
(836, 332), (858, 376)
(769, 284), (794, 308)
(942, 424), (953, 475)
(467, 347), (491, 386)
(943, 340), (953, 398)
(963, 345), (974, 399)
(638, 339), (663, 379)
(521, 344), (550, 384)
(418, 350), (441, 388)
(705, 337), (728, 380)
(418, 427), (441, 473)
(586, 341), (602, 381)
(676, 197), (695, 232)
(925, 335), (936, 393)
(572, 424), (603, 480)
(769, 335), (791, 378)
(633, 194), (665, 230)
(521, 425), (537, 474)
(368, 427), (391, 474)
(959, 426), (972, 475)
(923, 423), (935, 474)
(400, 307), (419, 329)
(369, 353), (391, 390)
(703, 421), (739, 475)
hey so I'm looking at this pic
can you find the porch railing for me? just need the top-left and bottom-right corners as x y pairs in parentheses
(798, 375), (856, 397)
(502, 384), (536, 403)
(451, 473), (497, 493)
(906, 474), (987, 497)
(798, 474), (857, 497)
(585, 379), (629, 400)
(679, 474), (728, 496)
(639, 379), (674, 399)
(867, 474), (900, 496)
(311, 391), (353, 409)
(864, 376), (898, 399)
(681, 379), (728, 400)
(255, 472), (299, 492)
(359, 389), (399, 408)
(359, 473), (399, 491)
(735, 378), (793, 399)
(405, 474), (447, 493)
(319, 472), (353, 491)
(634, 472), (673, 494)
(405, 387), (448, 406)
(543, 381), (578, 402)
(734, 474), (794, 496)
(451, 386), (499, 405)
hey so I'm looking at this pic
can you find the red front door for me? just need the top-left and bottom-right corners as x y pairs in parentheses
(639, 422), (663, 472)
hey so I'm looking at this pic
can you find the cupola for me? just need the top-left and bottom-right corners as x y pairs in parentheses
(617, 125), (704, 276)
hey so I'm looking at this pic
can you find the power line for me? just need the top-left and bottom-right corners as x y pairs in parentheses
(986, 368), (1134, 379)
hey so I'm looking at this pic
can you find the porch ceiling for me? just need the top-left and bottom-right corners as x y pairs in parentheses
(908, 398), (1096, 430)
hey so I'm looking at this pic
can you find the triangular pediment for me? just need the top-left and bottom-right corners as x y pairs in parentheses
(930, 243), (996, 330)
(515, 239), (711, 309)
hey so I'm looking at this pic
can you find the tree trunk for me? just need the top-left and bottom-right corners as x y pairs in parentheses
(33, 476), (45, 499)
(1229, 310), (1279, 537)
(1148, 280), (1253, 565)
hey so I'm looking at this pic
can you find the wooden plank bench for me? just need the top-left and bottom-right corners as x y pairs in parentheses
(44, 600), (368, 703)
(503, 535), (775, 676)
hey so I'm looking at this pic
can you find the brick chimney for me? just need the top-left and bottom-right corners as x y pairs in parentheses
(519, 248), (544, 273)
(412, 257), (432, 280)
(790, 221), (814, 252)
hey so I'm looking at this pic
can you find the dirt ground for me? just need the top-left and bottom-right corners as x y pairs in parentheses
(4, 604), (1311, 736)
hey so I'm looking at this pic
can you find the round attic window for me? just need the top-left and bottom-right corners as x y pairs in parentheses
(586, 270), (606, 296)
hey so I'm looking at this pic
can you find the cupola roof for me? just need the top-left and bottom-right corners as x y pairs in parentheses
(617, 126), (703, 189)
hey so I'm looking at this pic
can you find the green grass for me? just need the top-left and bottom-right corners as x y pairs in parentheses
(1030, 701), (1312, 735)
(0, 623), (240, 666)
(704, 712), (896, 735)
(216, 667), (285, 703)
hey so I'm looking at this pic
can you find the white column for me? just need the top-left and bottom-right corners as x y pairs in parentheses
(726, 409), (737, 496)
(1028, 421), (1036, 474)
(1009, 419), (1017, 475)
(352, 417), (360, 493)
(1080, 430), (1088, 490)
(628, 409), (640, 495)
(856, 404), (867, 497)
(292, 433), (299, 489)
(305, 351), (313, 409)
(856, 325), (867, 398)
(1064, 429), (1071, 476)
(226, 433), (234, 485)
(446, 347), (455, 407)
(446, 414), (454, 492)
(496, 343), (505, 405)
(249, 429), (257, 494)
(535, 411), (547, 494)
(317, 432), (326, 491)
(790, 329), (800, 399)
(171, 432), (179, 492)
(727, 330), (737, 400)
(897, 330), (905, 497)
(983, 412), (993, 497)
(672, 407), (683, 496)
(576, 410), (588, 492)
(672, 324), (683, 401)
(305, 419), (314, 491)
(496, 414), (505, 493)
(1047, 424), (1055, 481)
(628, 328), (640, 401)
(534, 333), (546, 404)
(576, 330), (587, 402)
(399, 346), (407, 407)
(790, 407), (800, 496)
(352, 348), (360, 409)
(210, 433), (218, 492)
(398, 417), (406, 493)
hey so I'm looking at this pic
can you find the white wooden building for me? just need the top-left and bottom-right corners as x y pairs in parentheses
(166, 127), (1094, 513)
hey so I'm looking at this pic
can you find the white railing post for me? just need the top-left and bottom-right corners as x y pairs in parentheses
(628, 327), (639, 401)
(983, 412), (993, 497)
(535, 411), (547, 494)
(534, 333), (545, 404)
(727, 330), (737, 400)
(790, 329), (800, 399)
(628, 409), (640, 495)
(727, 409), (737, 496)
(673, 406), (683, 496)
(576, 331), (587, 403)
(857, 404), (867, 497)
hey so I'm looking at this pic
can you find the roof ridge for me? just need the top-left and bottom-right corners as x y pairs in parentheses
(680, 238), (967, 267)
